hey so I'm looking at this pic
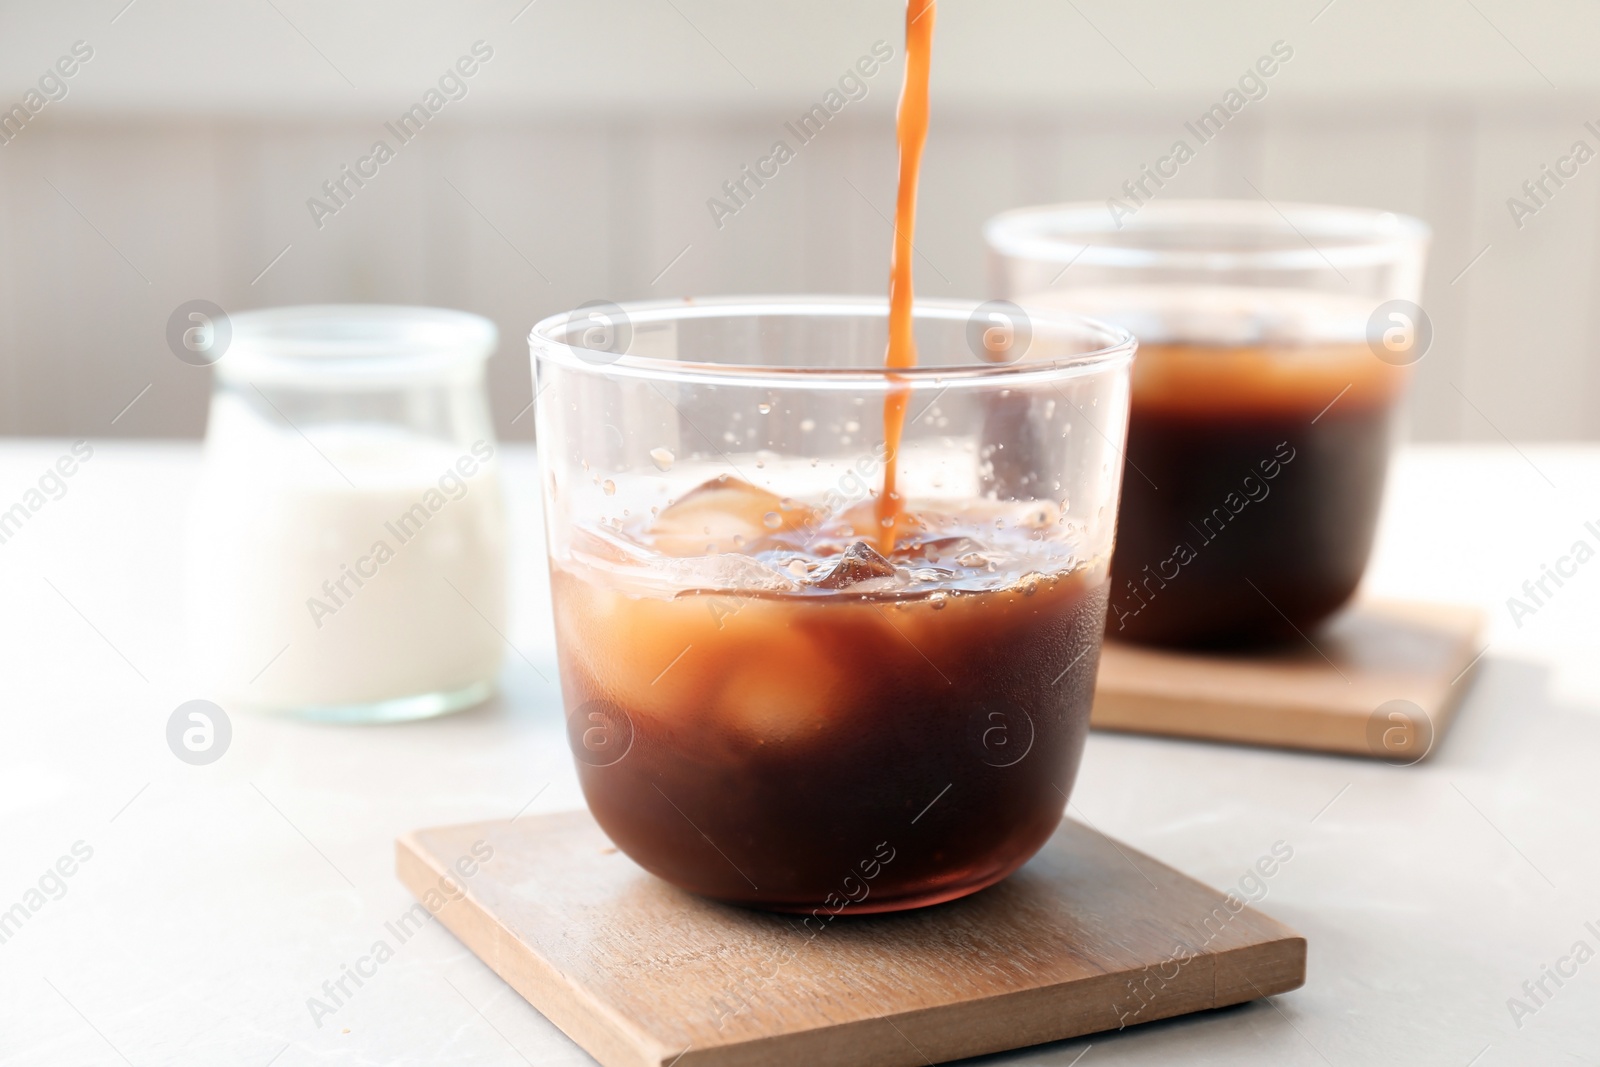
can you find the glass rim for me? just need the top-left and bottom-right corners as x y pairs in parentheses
(528, 295), (1136, 388)
(984, 199), (1431, 272)
(220, 304), (497, 384)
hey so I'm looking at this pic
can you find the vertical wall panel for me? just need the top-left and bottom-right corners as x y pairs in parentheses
(0, 105), (1598, 442)
(1458, 113), (1600, 446)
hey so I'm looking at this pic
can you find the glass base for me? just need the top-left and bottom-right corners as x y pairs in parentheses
(754, 869), (1013, 915)
(245, 679), (494, 724)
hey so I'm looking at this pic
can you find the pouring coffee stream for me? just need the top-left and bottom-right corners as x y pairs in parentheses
(875, 0), (937, 554)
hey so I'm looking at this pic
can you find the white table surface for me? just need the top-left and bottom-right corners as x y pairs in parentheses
(2, 441), (1598, 1067)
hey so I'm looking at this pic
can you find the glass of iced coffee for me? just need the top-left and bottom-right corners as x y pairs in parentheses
(986, 201), (1430, 647)
(531, 296), (1133, 913)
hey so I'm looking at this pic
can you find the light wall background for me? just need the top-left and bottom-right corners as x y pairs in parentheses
(1, 0), (1597, 441)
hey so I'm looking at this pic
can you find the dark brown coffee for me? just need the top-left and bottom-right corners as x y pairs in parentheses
(1108, 339), (1406, 646)
(552, 484), (1108, 913)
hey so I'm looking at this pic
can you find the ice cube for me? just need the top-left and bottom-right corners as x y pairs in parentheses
(647, 475), (814, 556)
(905, 566), (955, 585)
(813, 540), (898, 590)
(660, 553), (798, 594)
(718, 642), (837, 745)
(901, 535), (985, 565)
(566, 523), (652, 567)
(1012, 500), (1062, 530)
(824, 497), (928, 556)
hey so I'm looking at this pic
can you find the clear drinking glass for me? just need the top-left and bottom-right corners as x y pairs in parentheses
(986, 201), (1430, 647)
(185, 305), (507, 723)
(531, 295), (1134, 913)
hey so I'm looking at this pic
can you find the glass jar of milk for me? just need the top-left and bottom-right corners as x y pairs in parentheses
(185, 305), (507, 722)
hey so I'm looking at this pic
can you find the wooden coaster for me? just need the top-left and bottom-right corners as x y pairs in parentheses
(1092, 598), (1486, 759)
(397, 810), (1305, 1067)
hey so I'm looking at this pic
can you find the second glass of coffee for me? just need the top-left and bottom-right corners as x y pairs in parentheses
(986, 201), (1430, 647)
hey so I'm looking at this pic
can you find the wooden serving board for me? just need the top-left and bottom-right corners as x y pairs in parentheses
(398, 810), (1305, 1067)
(1093, 598), (1485, 760)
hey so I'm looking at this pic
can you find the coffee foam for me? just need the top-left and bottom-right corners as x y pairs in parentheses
(1018, 286), (1406, 416)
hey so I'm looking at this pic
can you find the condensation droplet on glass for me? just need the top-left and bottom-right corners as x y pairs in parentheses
(845, 420), (860, 433)
(762, 511), (782, 529)
(602, 479), (616, 496)
(800, 418), (816, 432)
(757, 402), (773, 414)
(929, 592), (947, 610)
(649, 447), (675, 471)
(722, 431), (736, 444)
(732, 533), (745, 548)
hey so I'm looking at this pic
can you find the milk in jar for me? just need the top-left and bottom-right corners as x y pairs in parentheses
(185, 305), (507, 722)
